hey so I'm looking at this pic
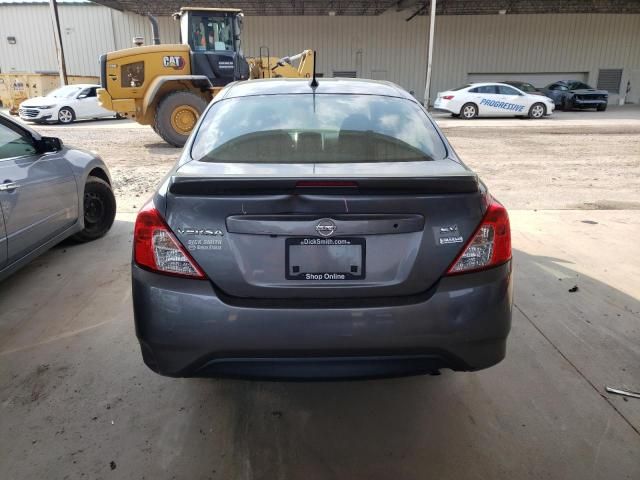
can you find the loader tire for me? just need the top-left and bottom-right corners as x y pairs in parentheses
(154, 91), (207, 147)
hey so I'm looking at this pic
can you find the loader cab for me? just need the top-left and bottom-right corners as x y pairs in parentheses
(179, 8), (250, 86)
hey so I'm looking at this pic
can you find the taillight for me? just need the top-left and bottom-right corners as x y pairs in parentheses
(442, 95), (455, 100)
(133, 202), (206, 279)
(447, 196), (511, 275)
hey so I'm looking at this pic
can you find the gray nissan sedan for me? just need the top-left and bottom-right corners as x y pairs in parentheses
(132, 78), (512, 379)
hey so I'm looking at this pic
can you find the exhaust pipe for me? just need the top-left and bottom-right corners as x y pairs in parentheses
(147, 14), (161, 45)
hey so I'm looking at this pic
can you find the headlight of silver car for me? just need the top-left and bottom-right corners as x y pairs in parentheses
(36, 105), (56, 109)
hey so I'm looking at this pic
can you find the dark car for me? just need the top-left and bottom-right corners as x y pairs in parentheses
(132, 78), (513, 380)
(540, 80), (609, 111)
(502, 80), (545, 96)
(0, 113), (116, 281)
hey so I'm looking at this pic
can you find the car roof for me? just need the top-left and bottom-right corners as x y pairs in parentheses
(221, 78), (417, 101)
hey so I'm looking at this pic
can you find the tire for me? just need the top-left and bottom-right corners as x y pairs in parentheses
(561, 98), (572, 111)
(58, 107), (75, 124)
(154, 91), (207, 147)
(72, 177), (116, 243)
(597, 103), (607, 111)
(528, 102), (546, 119)
(460, 102), (478, 119)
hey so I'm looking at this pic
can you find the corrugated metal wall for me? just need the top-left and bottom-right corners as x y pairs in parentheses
(1, 5), (639, 103)
(242, 13), (429, 96)
(431, 13), (640, 103)
(109, 11), (179, 50)
(242, 12), (640, 103)
(0, 4), (178, 76)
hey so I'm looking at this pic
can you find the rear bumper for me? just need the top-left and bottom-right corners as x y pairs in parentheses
(132, 262), (513, 379)
(432, 99), (456, 114)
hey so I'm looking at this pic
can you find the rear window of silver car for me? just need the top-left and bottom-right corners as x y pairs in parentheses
(190, 94), (447, 163)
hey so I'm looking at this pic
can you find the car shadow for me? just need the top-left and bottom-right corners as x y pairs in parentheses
(143, 141), (181, 151)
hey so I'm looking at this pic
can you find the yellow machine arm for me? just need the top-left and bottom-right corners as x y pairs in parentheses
(248, 50), (315, 79)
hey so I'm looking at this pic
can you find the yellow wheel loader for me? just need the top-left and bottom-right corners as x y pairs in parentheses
(97, 8), (314, 146)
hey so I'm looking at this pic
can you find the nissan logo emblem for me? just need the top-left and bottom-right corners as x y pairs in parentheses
(315, 219), (337, 237)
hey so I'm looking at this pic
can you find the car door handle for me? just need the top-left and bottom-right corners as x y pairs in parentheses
(0, 182), (19, 192)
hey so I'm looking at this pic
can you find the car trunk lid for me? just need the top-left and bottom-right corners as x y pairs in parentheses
(164, 160), (484, 299)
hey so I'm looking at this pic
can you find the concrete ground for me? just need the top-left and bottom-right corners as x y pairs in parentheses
(0, 107), (639, 479)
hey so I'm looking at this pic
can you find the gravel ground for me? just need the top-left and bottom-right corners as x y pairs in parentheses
(22, 113), (640, 212)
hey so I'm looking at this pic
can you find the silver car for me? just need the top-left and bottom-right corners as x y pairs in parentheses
(0, 113), (116, 281)
(132, 78), (513, 379)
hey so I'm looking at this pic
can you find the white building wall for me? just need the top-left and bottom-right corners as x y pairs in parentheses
(1, 4), (639, 103)
(242, 12), (640, 104)
(242, 12), (429, 96)
(0, 4), (178, 76)
(431, 13), (640, 104)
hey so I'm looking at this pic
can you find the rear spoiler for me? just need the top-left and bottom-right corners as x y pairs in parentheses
(169, 176), (479, 195)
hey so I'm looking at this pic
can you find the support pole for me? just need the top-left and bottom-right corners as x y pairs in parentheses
(49, 0), (68, 86)
(423, 0), (436, 106)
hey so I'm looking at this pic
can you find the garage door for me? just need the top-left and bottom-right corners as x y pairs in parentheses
(467, 72), (588, 89)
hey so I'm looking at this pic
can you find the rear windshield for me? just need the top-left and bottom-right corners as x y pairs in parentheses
(190, 94), (447, 163)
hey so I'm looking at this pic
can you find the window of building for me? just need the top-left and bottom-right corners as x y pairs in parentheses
(597, 69), (623, 94)
(333, 71), (357, 78)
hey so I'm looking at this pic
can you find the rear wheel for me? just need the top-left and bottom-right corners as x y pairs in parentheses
(72, 177), (116, 242)
(528, 102), (546, 119)
(460, 103), (478, 119)
(58, 107), (75, 124)
(597, 103), (607, 111)
(562, 98), (572, 111)
(154, 91), (207, 147)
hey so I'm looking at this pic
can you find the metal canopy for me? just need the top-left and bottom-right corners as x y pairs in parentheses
(88, 0), (640, 16)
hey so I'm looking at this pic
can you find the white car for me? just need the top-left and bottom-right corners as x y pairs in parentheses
(434, 82), (555, 119)
(18, 84), (116, 124)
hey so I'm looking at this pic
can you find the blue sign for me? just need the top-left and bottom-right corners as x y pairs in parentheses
(480, 98), (525, 112)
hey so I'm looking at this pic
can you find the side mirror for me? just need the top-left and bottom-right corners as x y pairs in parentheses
(37, 136), (63, 153)
(78, 94), (88, 99)
(234, 13), (244, 39)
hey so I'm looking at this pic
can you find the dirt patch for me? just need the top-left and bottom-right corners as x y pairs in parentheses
(442, 126), (640, 210)
(0, 364), (71, 407)
(32, 121), (640, 211)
